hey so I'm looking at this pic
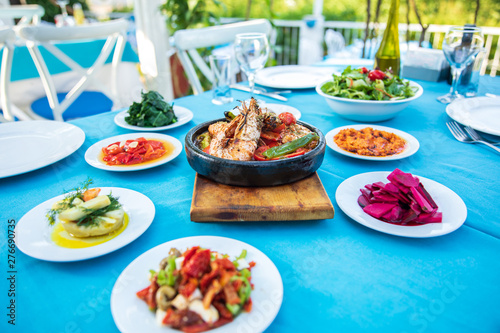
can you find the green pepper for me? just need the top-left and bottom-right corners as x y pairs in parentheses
(224, 111), (236, 121)
(166, 257), (177, 286)
(240, 268), (251, 279)
(225, 303), (241, 315)
(195, 132), (211, 150)
(156, 269), (168, 286)
(233, 249), (247, 267)
(262, 133), (319, 159)
(230, 276), (252, 305)
(237, 249), (247, 259)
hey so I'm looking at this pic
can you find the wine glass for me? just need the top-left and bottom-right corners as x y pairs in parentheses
(438, 26), (484, 104)
(55, 0), (69, 26)
(234, 33), (270, 97)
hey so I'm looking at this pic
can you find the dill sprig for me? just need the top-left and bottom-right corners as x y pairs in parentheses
(75, 194), (122, 227)
(46, 178), (94, 225)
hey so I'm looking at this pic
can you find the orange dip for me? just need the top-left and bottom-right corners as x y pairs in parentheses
(334, 127), (406, 156)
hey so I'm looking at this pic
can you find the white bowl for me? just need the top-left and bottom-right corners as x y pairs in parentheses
(315, 79), (423, 122)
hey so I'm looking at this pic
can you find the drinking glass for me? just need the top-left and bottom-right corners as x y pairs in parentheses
(55, 0), (70, 27)
(438, 26), (484, 104)
(234, 33), (270, 97)
(209, 54), (234, 105)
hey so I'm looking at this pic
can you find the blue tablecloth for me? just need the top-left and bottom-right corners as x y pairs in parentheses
(1, 75), (500, 332)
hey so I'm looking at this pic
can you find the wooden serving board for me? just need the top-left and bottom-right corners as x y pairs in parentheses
(190, 172), (334, 222)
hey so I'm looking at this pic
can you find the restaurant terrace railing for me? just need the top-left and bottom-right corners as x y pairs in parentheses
(221, 18), (500, 77)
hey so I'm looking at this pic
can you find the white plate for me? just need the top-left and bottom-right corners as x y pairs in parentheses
(446, 96), (500, 136)
(0, 120), (85, 178)
(255, 65), (333, 89)
(111, 236), (283, 333)
(114, 106), (194, 132)
(85, 133), (182, 172)
(263, 103), (302, 120)
(335, 172), (467, 238)
(325, 125), (419, 161)
(15, 187), (155, 262)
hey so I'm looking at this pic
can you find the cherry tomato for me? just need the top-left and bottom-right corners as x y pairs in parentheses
(368, 69), (387, 81)
(360, 67), (369, 74)
(254, 146), (270, 161)
(203, 146), (210, 154)
(260, 131), (280, 141)
(279, 112), (296, 126)
(271, 123), (286, 133)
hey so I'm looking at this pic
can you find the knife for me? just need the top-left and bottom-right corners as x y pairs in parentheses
(230, 84), (288, 102)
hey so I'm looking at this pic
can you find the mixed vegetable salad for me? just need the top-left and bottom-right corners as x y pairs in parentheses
(137, 246), (255, 332)
(321, 66), (417, 101)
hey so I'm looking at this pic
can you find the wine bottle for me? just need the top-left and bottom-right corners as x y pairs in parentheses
(73, 3), (85, 25)
(374, 0), (400, 75)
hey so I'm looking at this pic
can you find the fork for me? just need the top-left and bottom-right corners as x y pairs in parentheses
(446, 121), (500, 153)
(464, 126), (500, 145)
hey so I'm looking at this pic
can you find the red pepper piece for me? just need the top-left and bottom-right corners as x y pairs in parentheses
(182, 249), (211, 278)
(254, 146), (270, 161)
(260, 130), (280, 141)
(271, 123), (286, 133)
(136, 285), (150, 302)
(183, 246), (200, 263)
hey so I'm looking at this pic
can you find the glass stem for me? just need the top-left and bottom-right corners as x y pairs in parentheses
(450, 66), (463, 97)
(248, 73), (255, 96)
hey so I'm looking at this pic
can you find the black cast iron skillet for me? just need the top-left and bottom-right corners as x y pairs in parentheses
(185, 118), (326, 187)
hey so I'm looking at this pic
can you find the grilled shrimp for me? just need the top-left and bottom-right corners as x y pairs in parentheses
(208, 98), (263, 161)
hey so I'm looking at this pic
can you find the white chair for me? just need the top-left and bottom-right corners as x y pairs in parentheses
(0, 4), (44, 27)
(15, 19), (129, 121)
(0, 27), (15, 122)
(0, 4), (44, 122)
(173, 19), (272, 95)
(324, 29), (346, 57)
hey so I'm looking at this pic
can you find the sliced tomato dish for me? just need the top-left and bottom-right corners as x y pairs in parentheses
(101, 137), (167, 166)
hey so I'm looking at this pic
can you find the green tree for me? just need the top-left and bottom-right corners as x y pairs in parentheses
(25, 0), (88, 23)
(160, 0), (223, 35)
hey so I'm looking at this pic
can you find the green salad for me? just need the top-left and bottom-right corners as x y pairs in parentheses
(125, 90), (178, 127)
(320, 66), (417, 101)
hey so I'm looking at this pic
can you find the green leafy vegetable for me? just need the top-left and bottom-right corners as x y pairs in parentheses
(125, 91), (178, 127)
(321, 66), (417, 101)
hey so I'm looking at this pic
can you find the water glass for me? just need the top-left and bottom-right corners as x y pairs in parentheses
(234, 33), (270, 97)
(438, 26), (484, 104)
(458, 48), (487, 97)
(209, 54), (234, 105)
